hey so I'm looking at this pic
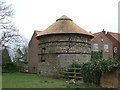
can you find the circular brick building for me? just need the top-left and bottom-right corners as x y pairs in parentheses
(36, 15), (93, 77)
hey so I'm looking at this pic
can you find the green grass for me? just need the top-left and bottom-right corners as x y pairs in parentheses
(2, 73), (101, 88)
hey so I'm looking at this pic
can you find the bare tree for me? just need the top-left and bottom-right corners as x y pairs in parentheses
(0, 0), (28, 62)
(0, 0), (23, 48)
(0, 0), (13, 31)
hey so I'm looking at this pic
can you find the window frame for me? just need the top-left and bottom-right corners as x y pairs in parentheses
(114, 47), (117, 53)
(93, 43), (99, 51)
(41, 48), (46, 62)
(104, 44), (109, 52)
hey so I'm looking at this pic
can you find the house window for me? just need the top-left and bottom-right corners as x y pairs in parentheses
(114, 47), (117, 53)
(41, 48), (46, 62)
(104, 44), (109, 52)
(93, 43), (98, 51)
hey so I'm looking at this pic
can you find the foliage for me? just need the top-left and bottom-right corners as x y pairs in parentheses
(0, 0), (20, 48)
(2, 48), (11, 72)
(0, 0), (28, 62)
(14, 48), (23, 61)
(2, 48), (11, 65)
(22, 47), (28, 62)
(2, 62), (19, 73)
(14, 47), (28, 62)
(91, 51), (103, 60)
(14, 60), (28, 72)
(13, 48), (28, 72)
(81, 58), (120, 85)
(2, 48), (21, 73)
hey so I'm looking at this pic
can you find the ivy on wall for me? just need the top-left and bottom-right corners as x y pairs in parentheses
(81, 58), (120, 85)
(91, 51), (103, 60)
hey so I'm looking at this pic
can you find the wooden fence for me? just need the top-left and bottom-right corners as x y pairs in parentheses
(61, 67), (83, 80)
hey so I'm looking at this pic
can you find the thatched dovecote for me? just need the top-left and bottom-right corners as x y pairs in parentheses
(36, 15), (93, 77)
(37, 15), (93, 38)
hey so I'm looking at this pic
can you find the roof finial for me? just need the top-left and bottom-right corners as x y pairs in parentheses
(56, 15), (73, 21)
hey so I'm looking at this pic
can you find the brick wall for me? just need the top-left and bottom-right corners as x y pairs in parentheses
(100, 70), (120, 88)
(91, 32), (113, 59)
(28, 32), (40, 73)
(106, 33), (120, 59)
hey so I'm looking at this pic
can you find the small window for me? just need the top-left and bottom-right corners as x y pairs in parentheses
(41, 48), (45, 53)
(104, 44), (109, 52)
(41, 55), (45, 62)
(114, 47), (117, 53)
(41, 48), (46, 62)
(93, 43), (98, 51)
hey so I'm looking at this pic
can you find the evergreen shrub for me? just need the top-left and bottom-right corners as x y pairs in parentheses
(81, 58), (119, 85)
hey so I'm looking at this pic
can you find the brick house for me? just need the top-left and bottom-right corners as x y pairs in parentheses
(28, 30), (42, 73)
(106, 32), (120, 59)
(91, 30), (113, 59)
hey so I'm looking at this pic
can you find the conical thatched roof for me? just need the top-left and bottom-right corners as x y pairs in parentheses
(37, 15), (94, 37)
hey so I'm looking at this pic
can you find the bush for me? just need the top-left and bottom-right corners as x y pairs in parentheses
(2, 62), (19, 73)
(91, 51), (103, 60)
(81, 58), (120, 85)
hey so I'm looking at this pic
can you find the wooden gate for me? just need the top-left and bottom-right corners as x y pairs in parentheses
(61, 67), (83, 80)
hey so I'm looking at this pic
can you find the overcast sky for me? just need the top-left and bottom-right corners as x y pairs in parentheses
(5, 0), (119, 41)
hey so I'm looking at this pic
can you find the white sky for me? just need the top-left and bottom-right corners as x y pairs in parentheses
(5, 0), (119, 41)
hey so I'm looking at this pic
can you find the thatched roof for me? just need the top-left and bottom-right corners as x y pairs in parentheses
(36, 15), (94, 37)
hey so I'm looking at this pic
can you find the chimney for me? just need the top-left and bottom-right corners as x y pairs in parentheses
(102, 29), (106, 34)
(89, 31), (91, 33)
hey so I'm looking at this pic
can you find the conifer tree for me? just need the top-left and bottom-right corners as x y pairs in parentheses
(2, 47), (11, 65)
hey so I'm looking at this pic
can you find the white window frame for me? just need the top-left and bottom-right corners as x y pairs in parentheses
(114, 47), (117, 53)
(104, 44), (109, 52)
(93, 43), (98, 51)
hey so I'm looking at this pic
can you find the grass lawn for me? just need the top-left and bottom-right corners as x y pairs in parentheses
(2, 73), (101, 88)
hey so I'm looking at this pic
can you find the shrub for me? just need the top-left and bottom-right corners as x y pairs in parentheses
(91, 51), (103, 60)
(2, 62), (19, 73)
(81, 58), (120, 85)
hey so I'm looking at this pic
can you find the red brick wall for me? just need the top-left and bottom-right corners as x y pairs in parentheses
(106, 33), (120, 59)
(91, 32), (113, 59)
(100, 70), (120, 88)
(28, 32), (40, 73)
